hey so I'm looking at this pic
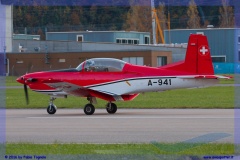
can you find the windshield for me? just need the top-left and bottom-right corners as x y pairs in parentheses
(76, 58), (126, 72)
(76, 61), (85, 71)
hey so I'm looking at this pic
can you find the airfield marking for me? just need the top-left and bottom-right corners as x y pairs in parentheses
(26, 116), (234, 119)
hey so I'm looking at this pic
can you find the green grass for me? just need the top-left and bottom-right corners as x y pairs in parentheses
(5, 76), (22, 86)
(6, 86), (234, 109)
(219, 74), (234, 84)
(6, 143), (234, 155)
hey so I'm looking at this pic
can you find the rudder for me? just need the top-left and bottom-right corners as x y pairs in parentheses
(185, 34), (214, 75)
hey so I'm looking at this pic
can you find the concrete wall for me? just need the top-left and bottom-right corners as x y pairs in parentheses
(5, 5), (12, 52)
(0, 4), (12, 53)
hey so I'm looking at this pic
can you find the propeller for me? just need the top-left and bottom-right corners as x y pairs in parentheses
(24, 84), (29, 105)
(17, 76), (31, 105)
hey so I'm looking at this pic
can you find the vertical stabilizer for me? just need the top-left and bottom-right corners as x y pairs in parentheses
(185, 34), (214, 74)
(161, 34), (214, 75)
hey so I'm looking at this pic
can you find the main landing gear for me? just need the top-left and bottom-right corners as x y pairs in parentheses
(83, 97), (118, 115)
(46, 96), (118, 115)
(106, 102), (117, 114)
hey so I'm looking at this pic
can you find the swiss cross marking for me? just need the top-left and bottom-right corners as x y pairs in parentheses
(200, 46), (208, 55)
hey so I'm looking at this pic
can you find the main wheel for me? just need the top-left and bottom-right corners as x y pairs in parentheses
(47, 104), (57, 114)
(84, 103), (95, 115)
(106, 103), (117, 114)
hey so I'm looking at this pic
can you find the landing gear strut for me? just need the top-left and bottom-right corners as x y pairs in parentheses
(47, 97), (57, 114)
(106, 102), (117, 114)
(84, 97), (95, 115)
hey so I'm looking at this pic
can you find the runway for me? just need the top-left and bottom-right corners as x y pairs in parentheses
(6, 109), (234, 143)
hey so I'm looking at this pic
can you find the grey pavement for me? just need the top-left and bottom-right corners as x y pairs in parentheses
(6, 109), (234, 144)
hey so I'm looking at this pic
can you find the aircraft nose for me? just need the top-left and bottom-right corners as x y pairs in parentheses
(16, 76), (25, 84)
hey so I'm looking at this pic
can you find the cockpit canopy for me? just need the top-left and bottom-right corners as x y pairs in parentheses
(76, 58), (126, 72)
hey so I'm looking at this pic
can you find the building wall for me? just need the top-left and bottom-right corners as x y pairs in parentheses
(12, 40), (183, 61)
(236, 29), (240, 63)
(13, 34), (40, 40)
(0, 4), (12, 53)
(7, 50), (172, 76)
(46, 31), (150, 44)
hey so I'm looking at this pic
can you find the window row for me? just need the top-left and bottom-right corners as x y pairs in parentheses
(116, 39), (139, 44)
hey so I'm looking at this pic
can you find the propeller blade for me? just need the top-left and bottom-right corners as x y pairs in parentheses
(24, 84), (29, 105)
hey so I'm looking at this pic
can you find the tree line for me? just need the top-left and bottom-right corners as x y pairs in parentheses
(13, 0), (234, 40)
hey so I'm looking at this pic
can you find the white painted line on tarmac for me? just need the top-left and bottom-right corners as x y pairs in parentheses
(26, 116), (234, 119)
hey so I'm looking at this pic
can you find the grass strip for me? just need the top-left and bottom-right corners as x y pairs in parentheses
(6, 86), (234, 109)
(6, 143), (234, 155)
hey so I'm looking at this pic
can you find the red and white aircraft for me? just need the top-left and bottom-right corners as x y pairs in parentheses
(17, 34), (229, 115)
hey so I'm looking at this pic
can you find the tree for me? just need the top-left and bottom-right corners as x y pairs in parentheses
(187, 0), (201, 29)
(123, 0), (152, 32)
(219, 0), (234, 28)
(71, 11), (80, 25)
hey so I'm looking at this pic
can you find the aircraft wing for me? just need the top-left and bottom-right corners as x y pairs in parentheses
(44, 80), (138, 101)
(45, 81), (91, 97)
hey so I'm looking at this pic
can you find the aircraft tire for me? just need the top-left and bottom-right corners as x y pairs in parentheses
(106, 103), (117, 114)
(47, 104), (57, 114)
(84, 103), (95, 115)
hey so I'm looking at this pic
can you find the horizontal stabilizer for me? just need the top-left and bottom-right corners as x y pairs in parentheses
(178, 75), (231, 79)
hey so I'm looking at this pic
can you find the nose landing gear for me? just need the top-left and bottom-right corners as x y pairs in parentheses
(84, 97), (95, 115)
(47, 97), (57, 114)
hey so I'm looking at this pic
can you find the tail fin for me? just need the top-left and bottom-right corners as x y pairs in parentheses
(162, 34), (214, 75)
(185, 34), (214, 74)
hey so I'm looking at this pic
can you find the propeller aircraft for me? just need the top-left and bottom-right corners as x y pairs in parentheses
(16, 34), (230, 115)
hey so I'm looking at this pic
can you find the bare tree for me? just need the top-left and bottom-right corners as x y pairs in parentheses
(187, 0), (201, 29)
(219, 0), (234, 28)
(156, 2), (167, 30)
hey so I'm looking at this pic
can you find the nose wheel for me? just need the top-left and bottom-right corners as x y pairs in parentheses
(47, 104), (57, 114)
(47, 97), (57, 114)
(106, 102), (117, 114)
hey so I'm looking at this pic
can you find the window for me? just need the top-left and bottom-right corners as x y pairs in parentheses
(157, 56), (167, 66)
(144, 36), (150, 44)
(59, 59), (66, 63)
(211, 56), (226, 63)
(122, 57), (144, 65)
(116, 39), (121, 43)
(134, 40), (139, 44)
(77, 35), (84, 42)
